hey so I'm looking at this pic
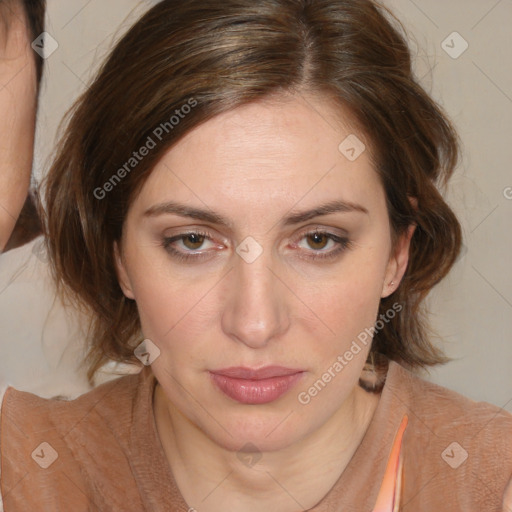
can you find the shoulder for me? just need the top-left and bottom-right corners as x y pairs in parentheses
(0, 368), (147, 510)
(386, 361), (512, 509)
(1, 367), (144, 445)
(3, 367), (141, 412)
(389, 360), (512, 437)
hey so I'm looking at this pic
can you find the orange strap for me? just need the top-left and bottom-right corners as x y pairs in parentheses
(371, 414), (408, 512)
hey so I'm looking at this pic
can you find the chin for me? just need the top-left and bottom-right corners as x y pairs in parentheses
(200, 406), (308, 454)
(213, 427), (302, 455)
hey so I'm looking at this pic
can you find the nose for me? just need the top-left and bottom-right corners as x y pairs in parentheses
(221, 249), (290, 349)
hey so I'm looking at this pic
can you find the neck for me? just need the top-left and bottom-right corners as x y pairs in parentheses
(153, 381), (381, 512)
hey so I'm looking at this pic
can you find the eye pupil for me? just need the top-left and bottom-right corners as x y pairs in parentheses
(308, 233), (328, 250)
(183, 233), (204, 249)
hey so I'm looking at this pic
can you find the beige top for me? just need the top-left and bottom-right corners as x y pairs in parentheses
(1, 360), (511, 511)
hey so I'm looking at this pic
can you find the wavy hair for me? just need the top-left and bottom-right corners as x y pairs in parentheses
(41, 0), (462, 387)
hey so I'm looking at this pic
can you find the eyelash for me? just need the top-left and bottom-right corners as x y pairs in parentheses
(161, 229), (353, 263)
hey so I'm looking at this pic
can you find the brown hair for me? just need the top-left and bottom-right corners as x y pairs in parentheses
(41, 0), (462, 387)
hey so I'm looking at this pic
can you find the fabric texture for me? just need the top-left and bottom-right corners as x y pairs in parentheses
(1, 359), (511, 511)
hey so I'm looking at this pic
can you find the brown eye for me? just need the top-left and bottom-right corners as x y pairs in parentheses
(294, 229), (353, 262)
(306, 232), (330, 250)
(162, 230), (219, 263)
(182, 233), (205, 250)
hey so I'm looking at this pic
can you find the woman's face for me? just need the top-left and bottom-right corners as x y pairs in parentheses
(115, 93), (413, 452)
(0, 2), (38, 250)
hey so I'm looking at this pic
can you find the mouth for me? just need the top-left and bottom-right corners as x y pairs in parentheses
(209, 366), (305, 405)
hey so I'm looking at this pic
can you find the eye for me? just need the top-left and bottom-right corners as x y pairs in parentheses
(161, 228), (353, 264)
(162, 230), (219, 262)
(294, 229), (353, 261)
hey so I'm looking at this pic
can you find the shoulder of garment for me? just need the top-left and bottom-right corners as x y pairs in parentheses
(0, 370), (147, 511)
(386, 361), (512, 511)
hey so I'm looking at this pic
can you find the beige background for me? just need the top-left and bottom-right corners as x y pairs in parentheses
(0, 0), (511, 410)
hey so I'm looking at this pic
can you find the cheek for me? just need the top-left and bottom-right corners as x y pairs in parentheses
(124, 220), (390, 361)
(120, 231), (195, 333)
(130, 277), (215, 383)
(295, 276), (382, 360)
(292, 242), (389, 356)
(124, 247), (219, 364)
(132, 276), (211, 342)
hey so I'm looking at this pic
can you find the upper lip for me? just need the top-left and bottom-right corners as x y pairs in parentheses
(211, 366), (304, 380)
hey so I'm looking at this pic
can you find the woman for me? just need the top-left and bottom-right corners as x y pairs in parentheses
(1, 0), (511, 510)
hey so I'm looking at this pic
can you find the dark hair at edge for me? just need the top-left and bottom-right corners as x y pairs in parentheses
(41, 0), (463, 388)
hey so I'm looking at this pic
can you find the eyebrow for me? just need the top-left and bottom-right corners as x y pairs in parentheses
(143, 199), (369, 227)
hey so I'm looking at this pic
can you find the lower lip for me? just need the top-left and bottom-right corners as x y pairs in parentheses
(210, 372), (305, 405)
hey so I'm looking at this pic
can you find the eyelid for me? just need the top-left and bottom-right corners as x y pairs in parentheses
(289, 227), (353, 261)
(163, 225), (348, 246)
(161, 229), (220, 263)
(163, 229), (221, 250)
(161, 225), (353, 262)
(293, 224), (349, 240)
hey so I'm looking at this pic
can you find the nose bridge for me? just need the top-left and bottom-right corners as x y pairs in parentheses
(221, 241), (290, 348)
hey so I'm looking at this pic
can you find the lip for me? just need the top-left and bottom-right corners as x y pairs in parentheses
(209, 366), (305, 405)
(211, 366), (303, 380)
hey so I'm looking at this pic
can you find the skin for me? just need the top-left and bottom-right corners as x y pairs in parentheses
(115, 92), (415, 511)
(0, 1), (37, 252)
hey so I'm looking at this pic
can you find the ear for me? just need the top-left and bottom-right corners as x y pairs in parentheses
(114, 240), (135, 300)
(381, 222), (416, 299)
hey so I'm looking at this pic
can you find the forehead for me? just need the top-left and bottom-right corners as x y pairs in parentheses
(130, 93), (384, 221)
